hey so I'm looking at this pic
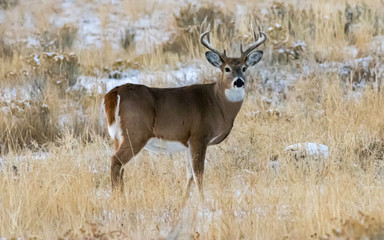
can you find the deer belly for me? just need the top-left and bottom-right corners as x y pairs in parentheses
(144, 138), (188, 153)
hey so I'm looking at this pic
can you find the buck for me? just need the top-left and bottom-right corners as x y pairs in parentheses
(104, 21), (266, 200)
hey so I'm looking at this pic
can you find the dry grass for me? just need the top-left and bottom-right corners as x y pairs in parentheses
(2, 86), (384, 239)
(1, 0), (384, 239)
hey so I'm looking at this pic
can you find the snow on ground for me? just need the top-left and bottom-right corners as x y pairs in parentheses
(285, 142), (330, 159)
(49, 1), (172, 52)
(0, 88), (31, 103)
(0, 1), (172, 53)
(73, 64), (204, 94)
(371, 36), (384, 55)
(133, 12), (173, 55)
(0, 151), (50, 172)
(0, 88), (33, 114)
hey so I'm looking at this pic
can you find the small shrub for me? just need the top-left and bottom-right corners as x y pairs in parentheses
(120, 27), (135, 51)
(345, 3), (384, 41)
(58, 24), (78, 50)
(252, 2), (313, 64)
(267, 23), (307, 64)
(329, 212), (384, 239)
(0, 97), (60, 152)
(0, 27), (13, 59)
(38, 24), (78, 51)
(39, 30), (58, 52)
(24, 52), (80, 92)
(162, 3), (235, 55)
(0, 37), (13, 59)
(103, 59), (141, 79)
(0, 0), (18, 9)
(337, 56), (383, 88)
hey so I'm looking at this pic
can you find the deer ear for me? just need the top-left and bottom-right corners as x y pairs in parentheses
(246, 50), (263, 66)
(205, 51), (223, 68)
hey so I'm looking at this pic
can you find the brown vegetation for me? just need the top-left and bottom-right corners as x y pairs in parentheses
(1, 0), (384, 239)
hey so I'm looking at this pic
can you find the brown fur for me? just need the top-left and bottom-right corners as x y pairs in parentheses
(104, 90), (118, 126)
(105, 79), (242, 196)
(105, 39), (265, 200)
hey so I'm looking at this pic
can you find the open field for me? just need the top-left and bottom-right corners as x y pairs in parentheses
(1, 0), (384, 239)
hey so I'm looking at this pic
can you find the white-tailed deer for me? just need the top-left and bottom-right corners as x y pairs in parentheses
(104, 20), (266, 200)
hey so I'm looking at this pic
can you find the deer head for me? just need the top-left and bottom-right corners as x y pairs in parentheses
(200, 20), (266, 102)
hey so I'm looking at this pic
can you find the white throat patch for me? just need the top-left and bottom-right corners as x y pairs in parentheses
(225, 87), (245, 102)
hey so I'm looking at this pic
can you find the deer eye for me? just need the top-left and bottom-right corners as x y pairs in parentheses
(225, 67), (231, 73)
(242, 67), (247, 72)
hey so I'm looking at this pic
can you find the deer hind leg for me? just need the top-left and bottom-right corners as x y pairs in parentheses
(111, 138), (146, 192)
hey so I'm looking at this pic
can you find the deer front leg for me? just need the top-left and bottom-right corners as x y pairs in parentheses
(182, 150), (194, 205)
(187, 139), (207, 201)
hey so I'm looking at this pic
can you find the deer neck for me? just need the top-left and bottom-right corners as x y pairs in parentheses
(213, 81), (244, 121)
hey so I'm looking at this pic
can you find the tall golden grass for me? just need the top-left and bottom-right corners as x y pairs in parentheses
(1, 0), (384, 239)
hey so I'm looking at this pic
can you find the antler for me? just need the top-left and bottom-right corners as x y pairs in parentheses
(240, 24), (267, 58)
(200, 18), (227, 59)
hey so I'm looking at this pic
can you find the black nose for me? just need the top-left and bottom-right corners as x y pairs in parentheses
(234, 79), (244, 88)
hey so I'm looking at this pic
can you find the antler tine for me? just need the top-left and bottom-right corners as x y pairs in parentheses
(241, 24), (267, 58)
(200, 18), (225, 58)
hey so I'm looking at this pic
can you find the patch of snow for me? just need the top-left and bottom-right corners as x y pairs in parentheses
(320, 55), (382, 93)
(33, 54), (40, 66)
(1, 152), (50, 171)
(1, 107), (10, 114)
(30, 152), (50, 160)
(58, 108), (87, 129)
(343, 46), (359, 58)
(27, 37), (40, 48)
(236, 4), (247, 18)
(73, 65), (203, 94)
(54, 55), (65, 61)
(261, 8), (269, 16)
(80, 15), (103, 48)
(133, 11), (172, 55)
(243, 168), (255, 174)
(197, 206), (223, 223)
(285, 142), (329, 159)
(73, 69), (142, 94)
(44, 52), (56, 57)
(0, 88), (31, 103)
(0, 10), (5, 23)
(58, 114), (71, 128)
(108, 70), (122, 79)
(244, 111), (260, 118)
(370, 36), (384, 54)
(292, 40), (306, 49)
(268, 160), (280, 172)
(50, 1), (171, 52)
(102, 209), (115, 221)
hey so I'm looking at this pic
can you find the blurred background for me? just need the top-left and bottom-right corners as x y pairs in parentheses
(1, 0), (384, 239)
